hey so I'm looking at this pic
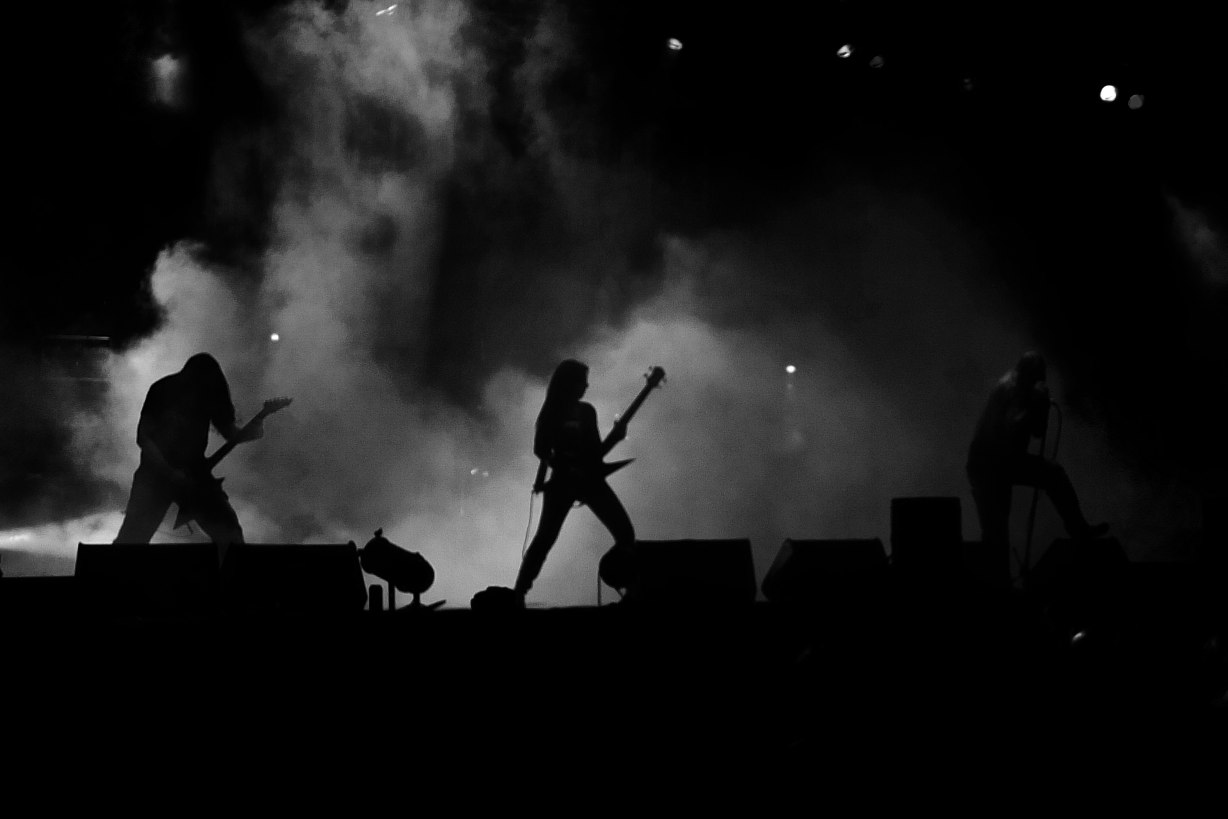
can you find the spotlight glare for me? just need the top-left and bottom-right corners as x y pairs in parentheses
(149, 54), (184, 107)
(837, 44), (854, 59)
(376, 3), (398, 15)
(667, 38), (683, 51)
(785, 365), (797, 374)
(1128, 94), (1144, 110)
(1100, 84), (1118, 102)
(270, 333), (280, 342)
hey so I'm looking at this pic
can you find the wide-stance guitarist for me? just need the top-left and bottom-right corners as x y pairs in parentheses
(114, 353), (263, 546)
(512, 359), (639, 601)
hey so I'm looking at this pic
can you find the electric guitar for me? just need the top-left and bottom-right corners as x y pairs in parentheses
(172, 397), (293, 529)
(536, 366), (665, 491)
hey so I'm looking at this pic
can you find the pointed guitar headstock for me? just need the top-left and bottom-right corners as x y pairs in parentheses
(645, 366), (666, 389)
(260, 396), (294, 417)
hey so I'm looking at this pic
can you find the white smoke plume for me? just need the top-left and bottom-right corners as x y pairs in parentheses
(3, 1), (1175, 603)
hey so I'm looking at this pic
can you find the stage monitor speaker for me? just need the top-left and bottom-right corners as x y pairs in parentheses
(618, 539), (756, 608)
(75, 543), (220, 616)
(762, 539), (887, 605)
(222, 543), (367, 614)
(890, 497), (962, 572)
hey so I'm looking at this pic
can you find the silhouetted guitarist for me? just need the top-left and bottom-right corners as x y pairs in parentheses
(114, 353), (275, 549)
(512, 360), (664, 600)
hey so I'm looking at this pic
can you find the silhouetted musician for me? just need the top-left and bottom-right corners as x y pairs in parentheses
(114, 353), (262, 546)
(513, 359), (636, 599)
(967, 351), (1108, 575)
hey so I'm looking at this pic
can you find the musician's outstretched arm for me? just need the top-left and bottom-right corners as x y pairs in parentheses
(219, 418), (263, 444)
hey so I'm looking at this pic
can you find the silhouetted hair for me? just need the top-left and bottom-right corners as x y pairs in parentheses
(1015, 351), (1046, 383)
(181, 353), (233, 414)
(535, 359), (587, 457)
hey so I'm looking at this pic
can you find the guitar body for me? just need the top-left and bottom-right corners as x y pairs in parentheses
(172, 474), (227, 530)
(543, 458), (635, 492)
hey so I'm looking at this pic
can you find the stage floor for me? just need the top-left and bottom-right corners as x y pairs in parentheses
(4, 570), (1225, 772)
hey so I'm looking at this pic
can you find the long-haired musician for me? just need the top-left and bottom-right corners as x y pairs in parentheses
(513, 359), (635, 599)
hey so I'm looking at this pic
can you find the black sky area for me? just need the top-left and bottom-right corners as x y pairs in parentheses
(3, 0), (1225, 528)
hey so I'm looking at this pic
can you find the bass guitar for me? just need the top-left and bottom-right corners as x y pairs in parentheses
(173, 396), (293, 529)
(536, 366), (665, 492)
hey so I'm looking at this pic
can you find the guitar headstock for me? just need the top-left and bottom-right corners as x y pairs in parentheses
(261, 396), (294, 416)
(645, 366), (666, 389)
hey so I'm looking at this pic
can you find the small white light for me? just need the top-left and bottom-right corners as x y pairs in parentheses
(785, 365), (797, 374)
(1128, 94), (1144, 110)
(1071, 630), (1088, 645)
(837, 44), (854, 59)
(376, 4), (398, 16)
(470, 468), (479, 476)
(270, 333), (280, 342)
(667, 38), (683, 51)
(150, 54), (184, 108)
(1100, 84), (1118, 102)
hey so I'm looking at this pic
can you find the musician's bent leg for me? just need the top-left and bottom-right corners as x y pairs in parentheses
(1014, 454), (1099, 539)
(515, 488), (572, 595)
(114, 467), (173, 544)
(194, 484), (245, 546)
(584, 481), (635, 548)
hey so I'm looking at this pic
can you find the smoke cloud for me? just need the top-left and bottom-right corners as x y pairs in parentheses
(3, 1), (1197, 603)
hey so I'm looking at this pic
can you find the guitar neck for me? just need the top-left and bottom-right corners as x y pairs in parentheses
(620, 384), (655, 427)
(602, 384), (654, 447)
(205, 412), (266, 471)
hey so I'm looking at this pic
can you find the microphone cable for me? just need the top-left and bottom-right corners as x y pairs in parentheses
(521, 489), (537, 561)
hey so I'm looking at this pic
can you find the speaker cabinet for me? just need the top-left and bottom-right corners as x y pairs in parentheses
(221, 543), (367, 614)
(75, 542), (220, 616)
(612, 539), (757, 607)
(762, 538), (887, 605)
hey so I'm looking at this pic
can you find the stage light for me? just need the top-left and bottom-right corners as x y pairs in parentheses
(1071, 630), (1088, 645)
(785, 365), (797, 374)
(869, 55), (884, 69)
(837, 44), (854, 59)
(376, 3), (397, 15)
(1128, 94), (1144, 110)
(668, 38), (683, 51)
(360, 529), (435, 607)
(149, 54), (184, 107)
(1100, 84), (1118, 102)
(270, 333), (280, 342)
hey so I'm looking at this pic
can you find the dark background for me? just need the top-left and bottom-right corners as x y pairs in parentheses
(3, 0), (1224, 531)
